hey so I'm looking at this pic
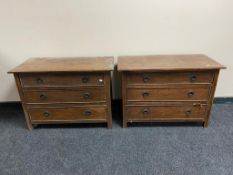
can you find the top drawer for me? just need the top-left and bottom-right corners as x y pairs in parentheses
(127, 71), (214, 85)
(19, 73), (105, 88)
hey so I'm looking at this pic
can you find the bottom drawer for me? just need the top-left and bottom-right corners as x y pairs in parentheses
(126, 105), (207, 121)
(28, 106), (107, 122)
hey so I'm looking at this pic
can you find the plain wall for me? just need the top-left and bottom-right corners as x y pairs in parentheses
(0, 0), (232, 101)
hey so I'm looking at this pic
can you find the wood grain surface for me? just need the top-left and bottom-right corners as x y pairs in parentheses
(29, 106), (107, 122)
(118, 54), (225, 71)
(9, 57), (114, 73)
(20, 73), (105, 88)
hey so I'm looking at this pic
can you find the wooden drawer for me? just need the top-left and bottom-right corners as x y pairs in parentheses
(127, 71), (214, 85)
(127, 85), (210, 102)
(23, 88), (106, 104)
(28, 106), (107, 122)
(20, 73), (105, 88)
(126, 105), (207, 120)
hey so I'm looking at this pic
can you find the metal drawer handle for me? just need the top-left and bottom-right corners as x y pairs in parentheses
(142, 76), (150, 83)
(82, 77), (89, 83)
(190, 75), (197, 82)
(36, 78), (43, 84)
(43, 111), (50, 117)
(187, 91), (194, 97)
(40, 94), (47, 100)
(142, 108), (149, 115)
(84, 110), (92, 116)
(142, 92), (150, 97)
(185, 109), (192, 116)
(83, 92), (90, 99)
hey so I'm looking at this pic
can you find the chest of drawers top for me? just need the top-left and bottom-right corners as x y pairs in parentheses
(118, 54), (225, 71)
(9, 57), (114, 73)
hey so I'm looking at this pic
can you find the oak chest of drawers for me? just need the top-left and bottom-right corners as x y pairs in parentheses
(9, 57), (113, 130)
(118, 54), (225, 128)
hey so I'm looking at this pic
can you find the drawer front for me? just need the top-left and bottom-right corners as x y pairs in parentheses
(20, 73), (105, 88)
(23, 88), (106, 103)
(127, 71), (214, 85)
(126, 105), (207, 120)
(127, 86), (210, 101)
(28, 106), (107, 121)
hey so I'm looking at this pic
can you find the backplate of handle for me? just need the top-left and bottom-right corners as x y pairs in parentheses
(187, 91), (195, 97)
(40, 94), (47, 100)
(82, 76), (89, 83)
(83, 92), (90, 99)
(36, 78), (43, 84)
(142, 108), (150, 115)
(43, 111), (50, 117)
(142, 75), (150, 83)
(84, 110), (92, 116)
(142, 92), (150, 97)
(185, 109), (192, 116)
(190, 75), (197, 82)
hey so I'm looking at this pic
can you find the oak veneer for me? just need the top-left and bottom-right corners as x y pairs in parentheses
(29, 106), (107, 122)
(118, 54), (225, 71)
(20, 73), (105, 88)
(10, 57), (113, 72)
(118, 54), (225, 128)
(23, 88), (106, 104)
(9, 57), (113, 130)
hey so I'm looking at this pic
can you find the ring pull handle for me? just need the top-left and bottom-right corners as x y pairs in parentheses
(185, 109), (192, 116)
(142, 75), (150, 83)
(83, 92), (90, 99)
(40, 94), (47, 100)
(43, 111), (50, 117)
(36, 78), (43, 84)
(84, 110), (92, 116)
(190, 75), (197, 82)
(142, 108), (149, 115)
(187, 91), (194, 97)
(142, 92), (150, 98)
(82, 76), (89, 83)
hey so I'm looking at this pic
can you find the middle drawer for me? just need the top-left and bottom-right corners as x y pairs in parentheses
(23, 88), (106, 104)
(127, 85), (210, 102)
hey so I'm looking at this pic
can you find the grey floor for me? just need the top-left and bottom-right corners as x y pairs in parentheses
(0, 103), (233, 175)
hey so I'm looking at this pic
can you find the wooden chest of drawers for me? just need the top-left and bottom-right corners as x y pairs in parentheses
(118, 54), (225, 128)
(9, 57), (113, 130)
